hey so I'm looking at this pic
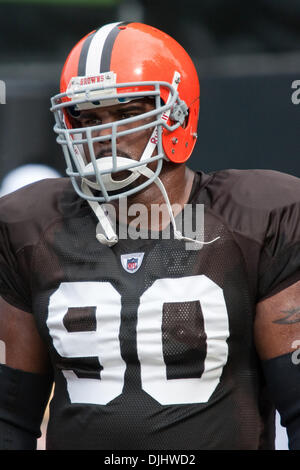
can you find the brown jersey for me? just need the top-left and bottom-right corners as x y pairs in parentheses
(0, 169), (299, 450)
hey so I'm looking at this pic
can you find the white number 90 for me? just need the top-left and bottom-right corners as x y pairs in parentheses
(47, 275), (229, 406)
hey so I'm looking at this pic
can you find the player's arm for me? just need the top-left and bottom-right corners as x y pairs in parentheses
(254, 280), (300, 450)
(0, 296), (53, 450)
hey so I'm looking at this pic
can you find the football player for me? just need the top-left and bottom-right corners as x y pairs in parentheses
(0, 22), (299, 450)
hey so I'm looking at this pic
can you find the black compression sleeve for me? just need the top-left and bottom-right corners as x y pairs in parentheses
(262, 351), (300, 450)
(0, 363), (53, 450)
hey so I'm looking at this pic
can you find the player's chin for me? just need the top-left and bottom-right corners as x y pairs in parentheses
(107, 172), (150, 198)
(107, 159), (159, 197)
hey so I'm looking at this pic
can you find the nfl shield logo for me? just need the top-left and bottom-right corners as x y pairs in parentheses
(127, 258), (138, 272)
(121, 253), (144, 274)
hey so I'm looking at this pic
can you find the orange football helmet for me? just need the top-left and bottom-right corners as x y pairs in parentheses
(51, 22), (200, 202)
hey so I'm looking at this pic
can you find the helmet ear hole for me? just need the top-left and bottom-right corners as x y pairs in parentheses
(181, 111), (189, 130)
(163, 97), (199, 164)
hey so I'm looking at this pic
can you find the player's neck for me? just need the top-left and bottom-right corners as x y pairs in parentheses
(114, 165), (195, 231)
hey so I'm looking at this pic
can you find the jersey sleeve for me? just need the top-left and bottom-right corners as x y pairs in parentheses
(0, 217), (32, 312)
(207, 169), (300, 302)
(257, 173), (300, 299)
(0, 177), (73, 313)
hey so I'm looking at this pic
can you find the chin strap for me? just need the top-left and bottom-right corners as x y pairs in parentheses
(82, 167), (220, 248)
(81, 182), (119, 246)
(138, 166), (220, 246)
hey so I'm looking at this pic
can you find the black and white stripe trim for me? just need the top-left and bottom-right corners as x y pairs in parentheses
(78, 21), (130, 76)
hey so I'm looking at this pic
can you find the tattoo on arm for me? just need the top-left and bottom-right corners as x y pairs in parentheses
(273, 307), (300, 324)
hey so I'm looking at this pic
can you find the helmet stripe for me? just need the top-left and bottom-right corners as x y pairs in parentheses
(77, 23), (119, 76)
(100, 21), (130, 73)
(77, 31), (96, 76)
(85, 22), (120, 76)
(78, 22), (130, 77)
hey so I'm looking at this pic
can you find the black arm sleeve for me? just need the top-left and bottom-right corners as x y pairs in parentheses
(0, 364), (53, 450)
(262, 352), (300, 450)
